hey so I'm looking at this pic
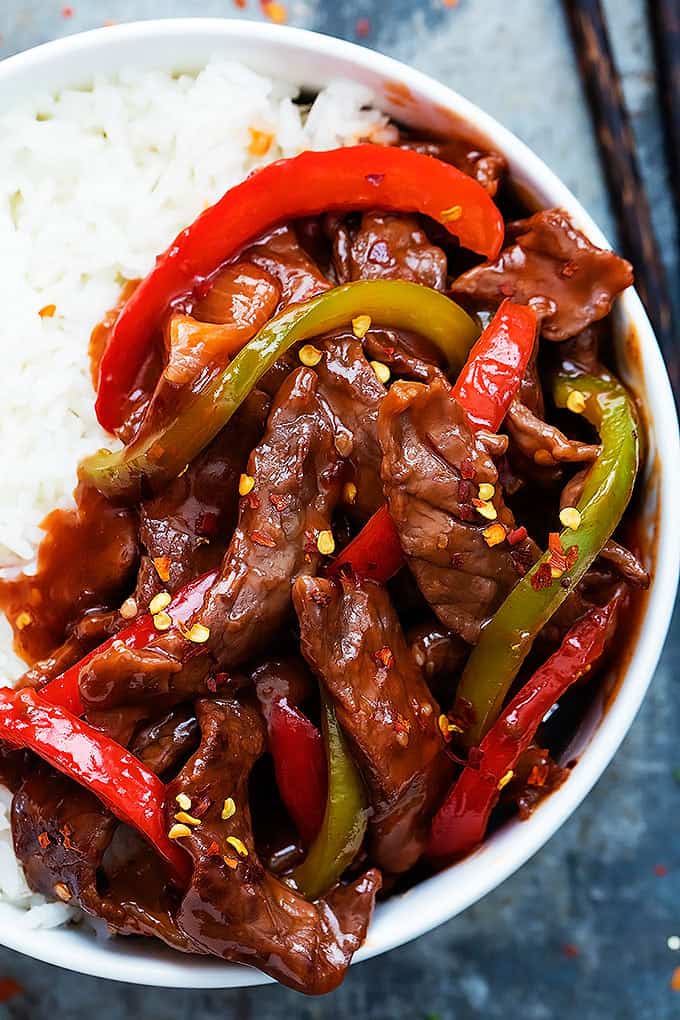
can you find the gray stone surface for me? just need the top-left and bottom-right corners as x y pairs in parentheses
(0, 1), (678, 1017)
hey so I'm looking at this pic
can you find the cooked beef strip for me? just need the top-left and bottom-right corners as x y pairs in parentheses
(399, 137), (507, 196)
(79, 366), (344, 711)
(315, 335), (386, 521)
(133, 389), (270, 606)
(243, 224), (331, 306)
(505, 397), (600, 468)
(406, 620), (468, 688)
(451, 209), (633, 340)
(0, 484), (138, 664)
(362, 327), (447, 383)
(332, 212), (448, 290)
(378, 376), (529, 644)
(166, 697), (380, 994)
(12, 764), (198, 952)
(293, 576), (450, 874)
(129, 705), (200, 777)
(252, 656), (316, 724)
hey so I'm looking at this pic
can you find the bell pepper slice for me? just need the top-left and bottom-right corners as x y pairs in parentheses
(95, 144), (504, 431)
(41, 570), (217, 716)
(80, 280), (479, 502)
(331, 300), (537, 584)
(268, 698), (327, 847)
(428, 598), (617, 860)
(456, 367), (639, 746)
(0, 687), (190, 884)
(293, 693), (368, 900)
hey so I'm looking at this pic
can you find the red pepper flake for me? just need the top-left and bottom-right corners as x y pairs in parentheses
(527, 764), (549, 788)
(450, 552), (463, 569)
(548, 532), (564, 555)
(460, 458), (476, 480)
(672, 967), (680, 991)
(0, 978), (23, 1003)
(207, 672), (229, 693)
(507, 526), (528, 546)
(196, 512), (218, 537)
(38, 831), (50, 849)
(355, 17), (371, 37)
(270, 493), (290, 512)
(153, 556), (171, 582)
(565, 544), (579, 569)
(61, 5), (74, 17)
(654, 864), (668, 877)
(207, 841), (221, 856)
(191, 795), (212, 818)
(560, 259), (578, 278)
(531, 562), (554, 590)
(39, 303), (57, 318)
(458, 479), (474, 502)
(561, 943), (580, 959)
(250, 530), (276, 548)
(233, 0), (247, 6)
(60, 823), (74, 850)
(260, 0), (287, 23)
(365, 172), (385, 186)
(442, 0), (458, 6)
(374, 646), (394, 669)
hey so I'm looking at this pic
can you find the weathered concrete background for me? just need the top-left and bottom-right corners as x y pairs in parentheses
(0, 2), (678, 1017)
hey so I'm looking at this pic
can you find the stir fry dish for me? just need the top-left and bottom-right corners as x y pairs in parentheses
(0, 134), (649, 994)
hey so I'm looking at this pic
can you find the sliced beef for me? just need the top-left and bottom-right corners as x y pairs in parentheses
(362, 327), (447, 383)
(0, 484), (138, 665)
(407, 619), (468, 692)
(315, 335), (386, 521)
(332, 212), (447, 290)
(378, 376), (528, 644)
(12, 765), (196, 952)
(293, 576), (449, 874)
(451, 209), (633, 340)
(400, 137), (507, 196)
(133, 389), (270, 606)
(130, 705), (200, 777)
(79, 367), (344, 711)
(505, 397), (600, 468)
(244, 225), (331, 306)
(166, 697), (380, 994)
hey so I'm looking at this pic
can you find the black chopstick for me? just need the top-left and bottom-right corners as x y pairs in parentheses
(562, 0), (679, 397)
(647, 0), (680, 229)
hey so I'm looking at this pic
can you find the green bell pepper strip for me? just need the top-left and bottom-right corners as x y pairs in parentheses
(293, 693), (368, 900)
(456, 366), (640, 746)
(79, 280), (479, 503)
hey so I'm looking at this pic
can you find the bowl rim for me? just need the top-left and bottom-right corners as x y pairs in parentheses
(0, 15), (678, 990)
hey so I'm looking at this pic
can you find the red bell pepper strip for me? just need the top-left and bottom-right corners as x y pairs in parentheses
(268, 699), (327, 847)
(95, 145), (504, 431)
(427, 598), (617, 861)
(0, 687), (191, 884)
(330, 300), (537, 584)
(41, 569), (217, 716)
(450, 298), (537, 429)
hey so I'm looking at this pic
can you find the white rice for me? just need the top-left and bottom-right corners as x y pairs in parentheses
(0, 59), (394, 922)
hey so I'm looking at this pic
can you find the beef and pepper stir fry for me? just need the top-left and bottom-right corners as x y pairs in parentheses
(0, 135), (648, 994)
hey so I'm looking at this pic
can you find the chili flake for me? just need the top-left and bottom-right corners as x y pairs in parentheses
(497, 769), (514, 790)
(149, 590), (171, 615)
(370, 360), (391, 385)
(317, 530), (335, 556)
(176, 793), (192, 811)
(483, 523), (506, 547)
(270, 492), (290, 512)
(356, 17), (370, 36)
(441, 204), (463, 222)
(559, 506), (582, 531)
(226, 835), (248, 857)
(248, 127), (274, 157)
(562, 943), (580, 959)
(342, 481), (358, 504)
(186, 623), (210, 644)
(153, 611), (172, 631)
(261, 0), (287, 23)
(61, 7), (74, 19)
(174, 811), (201, 827)
(221, 797), (236, 821)
(0, 978), (23, 1003)
(250, 530), (276, 548)
(352, 314), (372, 339)
(54, 882), (72, 902)
(223, 856), (239, 869)
(565, 544), (579, 569)
(672, 966), (680, 991)
(39, 303), (57, 318)
(153, 556), (171, 582)
(38, 831), (50, 849)
(531, 562), (553, 590)
(460, 458), (475, 480)
(207, 840), (220, 856)
(478, 482), (495, 501)
(168, 823), (192, 840)
(374, 646), (394, 669)
(299, 344), (322, 367)
(239, 473), (255, 496)
(566, 390), (587, 414)
(473, 498), (497, 521)
(119, 597), (138, 620)
(507, 526), (528, 546)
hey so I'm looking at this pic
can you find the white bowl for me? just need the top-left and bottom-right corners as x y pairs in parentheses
(0, 17), (678, 990)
